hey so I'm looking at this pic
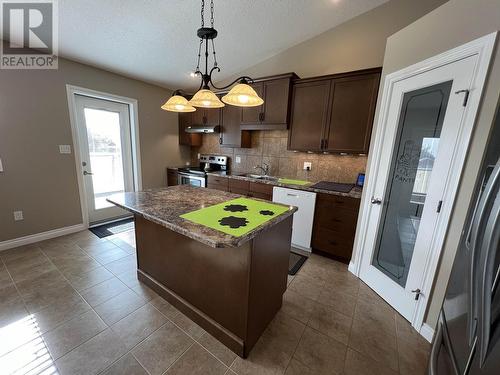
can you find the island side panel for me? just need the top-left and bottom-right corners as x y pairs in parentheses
(244, 216), (293, 356)
(134, 214), (250, 353)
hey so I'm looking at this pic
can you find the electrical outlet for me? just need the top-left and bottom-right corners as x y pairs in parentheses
(59, 145), (71, 154)
(303, 162), (312, 171)
(13, 211), (23, 221)
(0, 157), (3, 172)
(235, 156), (241, 164)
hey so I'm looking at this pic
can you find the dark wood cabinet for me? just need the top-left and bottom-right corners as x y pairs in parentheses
(248, 182), (273, 201)
(191, 108), (221, 126)
(240, 73), (298, 131)
(167, 168), (178, 186)
(311, 193), (360, 262)
(207, 175), (229, 191)
(178, 113), (202, 146)
(220, 102), (251, 148)
(288, 68), (381, 154)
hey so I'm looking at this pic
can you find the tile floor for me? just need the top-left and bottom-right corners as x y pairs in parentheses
(0, 229), (430, 375)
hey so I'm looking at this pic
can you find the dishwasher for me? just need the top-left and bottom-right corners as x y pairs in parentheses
(272, 187), (316, 252)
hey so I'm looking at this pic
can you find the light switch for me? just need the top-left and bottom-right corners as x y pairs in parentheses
(0, 158), (3, 172)
(13, 211), (23, 221)
(235, 156), (241, 164)
(303, 162), (312, 171)
(59, 145), (71, 154)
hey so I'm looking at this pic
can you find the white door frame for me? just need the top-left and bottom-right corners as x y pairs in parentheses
(349, 32), (497, 337)
(66, 85), (142, 228)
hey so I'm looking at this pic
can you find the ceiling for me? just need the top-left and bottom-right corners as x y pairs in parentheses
(57, 0), (389, 89)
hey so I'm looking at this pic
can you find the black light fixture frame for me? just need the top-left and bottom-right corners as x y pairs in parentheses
(169, 0), (256, 99)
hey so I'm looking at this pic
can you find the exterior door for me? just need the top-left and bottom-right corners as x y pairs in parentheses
(359, 54), (478, 322)
(74, 95), (134, 224)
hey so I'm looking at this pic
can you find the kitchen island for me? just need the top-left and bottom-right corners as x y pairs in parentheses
(107, 185), (296, 357)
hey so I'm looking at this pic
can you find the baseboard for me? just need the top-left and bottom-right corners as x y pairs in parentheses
(420, 323), (435, 343)
(348, 261), (358, 276)
(0, 223), (87, 251)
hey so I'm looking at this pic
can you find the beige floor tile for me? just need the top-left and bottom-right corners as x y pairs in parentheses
(132, 283), (158, 301)
(344, 348), (398, 375)
(281, 289), (315, 324)
(0, 244), (40, 263)
(105, 255), (137, 275)
(354, 297), (396, 336)
(7, 256), (57, 284)
(132, 321), (193, 375)
(54, 255), (101, 278)
(165, 343), (227, 374)
(316, 287), (357, 317)
(55, 328), (128, 375)
(0, 298), (29, 328)
(293, 327), (346, 375)
(170, 312), (207, 340)
(284, 359), (314, 375)
(198, 332), (237, 367)
(21, 282), (78, 313)
(42, 310), (107, 360)
(33, 292), (91, 333)
(66, 266), (114, 291)
(395, 313), (430, 350)
(92, 247), (131, 265)
(80, 277), (128, 307)
(348, 317), (399, 371)
(79, 240), (119, 253)
(150, 296), (181, 319)
(307, 301), (352, 345)
(102, 353), (148, 375)
(111, 303), (167, 350)
(288, 274), (323, 301)
(94, 289), (146, 325)
(116, 269), (141, 288)
(397, 337), (429, 375)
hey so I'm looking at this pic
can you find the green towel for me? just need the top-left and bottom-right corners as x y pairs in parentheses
(180, 197), (290, 237)
(278, 178), (310, 186)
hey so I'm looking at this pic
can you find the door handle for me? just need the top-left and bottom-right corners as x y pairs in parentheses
(371, 197), (382, 205)
(411, 288), (422, 301)
(83, 171), (93, 176)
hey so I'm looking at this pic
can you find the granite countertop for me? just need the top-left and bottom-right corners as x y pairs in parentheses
(206, 171), (363, 199)
(107, 185), (297, 248)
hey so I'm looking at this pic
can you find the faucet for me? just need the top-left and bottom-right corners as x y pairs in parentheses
(254, 162), (270, 176)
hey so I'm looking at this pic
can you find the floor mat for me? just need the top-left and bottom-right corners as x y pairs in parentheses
(289, 251), (308, 275)
(89, 218), (134, 238)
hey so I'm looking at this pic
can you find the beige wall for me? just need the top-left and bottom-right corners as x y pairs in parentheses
(192, 131), (367, 184)
(0, 58), (190, 242)
(363, 0), (500, 328)
(220, 0), (447, 84)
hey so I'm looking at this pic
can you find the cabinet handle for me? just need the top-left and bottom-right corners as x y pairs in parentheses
(320, 139), (324, 149)
(219, 137), (222, 145)
(324, 139), (328, 149)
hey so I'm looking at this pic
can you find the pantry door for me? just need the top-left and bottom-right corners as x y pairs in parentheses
(358, 54), (479, 324)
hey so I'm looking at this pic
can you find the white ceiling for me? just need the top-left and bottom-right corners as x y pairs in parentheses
(57, 0), (388, 89)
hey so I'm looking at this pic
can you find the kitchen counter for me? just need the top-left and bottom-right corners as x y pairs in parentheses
(107, 185), (294, 357)
(107, 185), (296, 248)
(206, 171), (363, 199)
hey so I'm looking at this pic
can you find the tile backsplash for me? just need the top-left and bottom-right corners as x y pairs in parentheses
(190, 130), (367, 183)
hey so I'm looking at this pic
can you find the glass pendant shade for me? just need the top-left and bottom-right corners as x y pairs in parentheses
(221, 83), (264, 107)
(188, 89), (225, 108)
(161, 95), (196, 112)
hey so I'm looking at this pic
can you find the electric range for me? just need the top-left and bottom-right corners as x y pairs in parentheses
(177, 154), (227, 188)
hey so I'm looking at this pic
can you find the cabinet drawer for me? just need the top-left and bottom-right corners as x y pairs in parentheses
(207, 175), (229, 188)
(249, 182), (274, 196)
(248, 191), (272, 201)
(229, 179), (250, 191)
(207, 183), (228, 192)
(316, 194), (360, 210)
(229, 188), (249, 196)
(312, 227), (355, 260)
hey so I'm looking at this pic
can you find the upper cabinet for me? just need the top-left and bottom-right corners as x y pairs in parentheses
(288, 68), (381, 154)
(178, 113), (202, 146)
(240, 73), (298, 131)
(191, 107), (221, 126)
(219, 101), (251, 148)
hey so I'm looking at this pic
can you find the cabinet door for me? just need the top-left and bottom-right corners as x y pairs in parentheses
(288, 80), (331, 152)
(241, 82), (264, 124)
(220, 104), (250, 148)
(191, 108), (205, 125)
(205, 108), (221, 126)
(324, 73), (379, 153)
(262, 78), (290, 125)
(178, 113), (202, 146)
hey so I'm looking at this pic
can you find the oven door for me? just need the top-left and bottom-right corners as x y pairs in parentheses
(178, 172), (206, 188)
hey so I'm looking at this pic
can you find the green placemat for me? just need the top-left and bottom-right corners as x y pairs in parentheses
(278, 178), (310, 186)
(180, 197), (289, 237)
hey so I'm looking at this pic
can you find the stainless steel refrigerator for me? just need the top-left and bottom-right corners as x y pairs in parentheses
(429, 109), (500, 374)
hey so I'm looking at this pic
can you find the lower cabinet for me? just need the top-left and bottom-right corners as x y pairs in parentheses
(311, 193), (360, 262)
(167, 168), (178, 186)
(207, 175), (229, 191)
(226, 178), (273, 201)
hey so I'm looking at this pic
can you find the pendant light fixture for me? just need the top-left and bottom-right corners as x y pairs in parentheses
(161, 0), (264, 112)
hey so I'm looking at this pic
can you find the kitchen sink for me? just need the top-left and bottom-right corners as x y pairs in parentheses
(238, 173), (279, 182)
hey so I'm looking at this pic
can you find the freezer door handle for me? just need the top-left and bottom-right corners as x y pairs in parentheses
(478, 187), (500, 366)
(468, 161), (500, 345)
(429, 318), (443, 375)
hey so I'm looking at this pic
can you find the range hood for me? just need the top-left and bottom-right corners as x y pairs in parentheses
(185, 125), (220, 134)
